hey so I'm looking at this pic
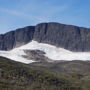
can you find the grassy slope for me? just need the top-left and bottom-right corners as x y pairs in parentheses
(0, 56), (90, 90)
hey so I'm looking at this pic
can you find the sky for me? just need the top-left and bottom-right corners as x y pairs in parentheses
(0, 0), (90, 34)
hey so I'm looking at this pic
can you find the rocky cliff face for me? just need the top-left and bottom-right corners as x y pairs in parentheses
(1, 22), (90, 51)
(34, 22), (90, 51)
(0, 26), (35, 50)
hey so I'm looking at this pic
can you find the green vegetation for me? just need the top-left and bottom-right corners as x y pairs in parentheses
(0, 57), (90, 90)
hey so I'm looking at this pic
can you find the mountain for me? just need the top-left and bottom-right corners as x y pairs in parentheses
(1, 22), (90, 51)
(1, 22), (90, 90)
(1, 22), (90, 63)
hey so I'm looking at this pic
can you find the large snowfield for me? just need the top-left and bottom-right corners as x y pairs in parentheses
(0, 40), (90, 64)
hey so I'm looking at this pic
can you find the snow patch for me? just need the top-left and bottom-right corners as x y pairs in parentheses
(0, 40), (90, 64)
(12, 40), (90, 61)
(0, 50), (35, 64)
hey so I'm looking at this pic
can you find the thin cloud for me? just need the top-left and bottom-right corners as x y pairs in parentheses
(0, 8), (23, 16)
(0, 7), (37, 20)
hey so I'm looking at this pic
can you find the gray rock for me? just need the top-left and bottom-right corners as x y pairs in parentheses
(1, 22), (90, 51)
(33, 22), (90, 51)
(0, 26), (35, 50)
(14, 26), (35, 48)
(4, 31), (15, 50)
(0, 34), (4, 50)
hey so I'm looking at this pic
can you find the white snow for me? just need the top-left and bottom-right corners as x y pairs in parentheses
(18, 40), (90, 61)
(0, 50), (35, 64)
(0, 40), (90, 64)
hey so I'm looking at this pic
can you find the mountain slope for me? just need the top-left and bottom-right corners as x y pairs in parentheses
(0, 56), (83, 90)
(1, 56), (90, 90)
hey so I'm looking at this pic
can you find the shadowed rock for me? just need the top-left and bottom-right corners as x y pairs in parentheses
(33, 22), (90, 51)
(0, 26), (35, 50)
(1, 22), (90, 51)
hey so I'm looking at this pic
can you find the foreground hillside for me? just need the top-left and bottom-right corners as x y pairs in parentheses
(0, 57), (90, 90)
(0, 56), (84, 90)
(31, 61), (90, 90)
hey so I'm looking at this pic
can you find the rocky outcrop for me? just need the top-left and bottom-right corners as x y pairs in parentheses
(0, 26), (35, 50)
(33, 22), (90, 51)
(14, 26), (35, 47)
(1, 22), (90, 51)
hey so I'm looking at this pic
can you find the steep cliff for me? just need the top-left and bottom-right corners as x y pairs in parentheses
(34, 22), (90, 51)
(0, 26), (35, 50)
(1, 22), (90, 51)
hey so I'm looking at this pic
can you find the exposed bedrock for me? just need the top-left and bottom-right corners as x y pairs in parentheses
(1, 22), (90, 51)
(34, 22), (90, 52)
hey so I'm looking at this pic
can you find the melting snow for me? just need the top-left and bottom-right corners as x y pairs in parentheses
(18, 41), (90, 61)
(0, 40), (90, 64)
(0, 50), (34, 64)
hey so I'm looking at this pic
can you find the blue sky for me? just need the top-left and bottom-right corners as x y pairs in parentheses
(0, 0), (90, 33)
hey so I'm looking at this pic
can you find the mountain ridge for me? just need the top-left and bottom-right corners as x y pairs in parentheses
(1, 22), (90, 51)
